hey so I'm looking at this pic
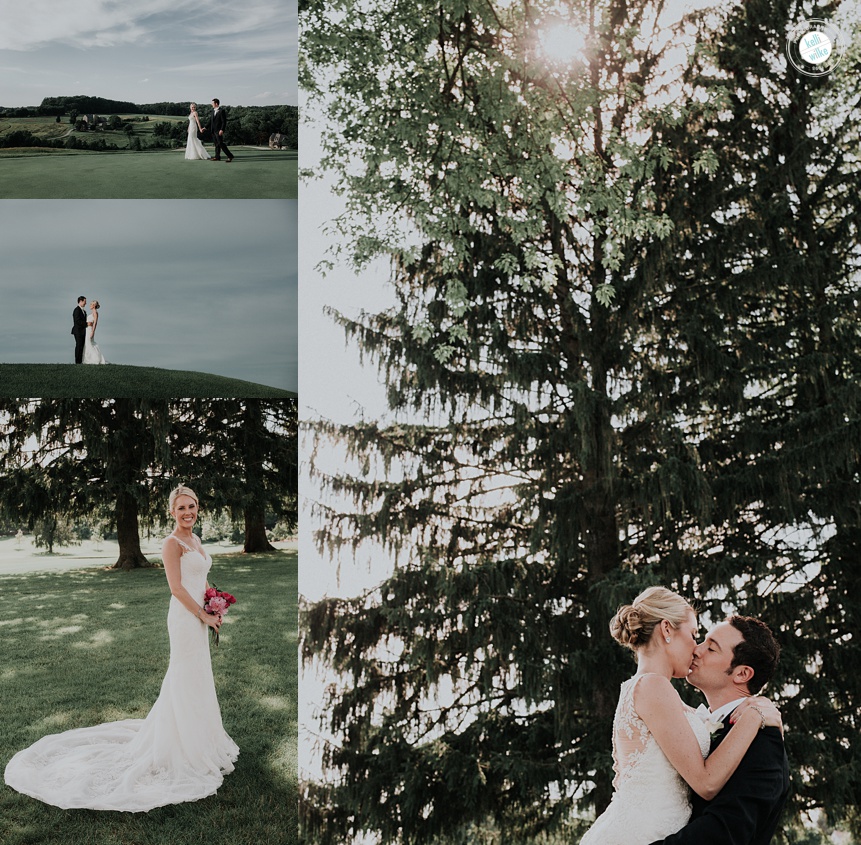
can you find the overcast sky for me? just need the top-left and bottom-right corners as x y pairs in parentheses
(0, 0), (296, 108)
(0, 200), (297, 392)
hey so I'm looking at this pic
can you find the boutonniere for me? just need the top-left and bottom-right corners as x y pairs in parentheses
(705, 718), (724, 735)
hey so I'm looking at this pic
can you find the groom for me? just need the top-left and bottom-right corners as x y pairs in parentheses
(649, 616), (790, 845)
(209, 98), (233, 162)
(71, 295), (88, 364)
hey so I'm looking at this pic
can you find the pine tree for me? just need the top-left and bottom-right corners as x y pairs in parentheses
(0, 399), (299, 564)
(0, 399), (174, 569)
(302, 0), (861, 842)
(174, 399), (298, 553)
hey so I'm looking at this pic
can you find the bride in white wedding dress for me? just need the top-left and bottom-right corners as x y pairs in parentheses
(580, 588), (781, 844)
(184, 103), (211, 160)
(4, 485), (239, 812)
(82, 299), (107, 365)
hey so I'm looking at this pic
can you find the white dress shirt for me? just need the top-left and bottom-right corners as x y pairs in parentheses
(709, 697), (748, 723)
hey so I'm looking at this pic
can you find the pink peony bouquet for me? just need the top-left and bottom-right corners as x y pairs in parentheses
(204, 585), (236, 646)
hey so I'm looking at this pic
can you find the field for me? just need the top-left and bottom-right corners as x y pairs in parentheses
(0, 116), (297, 198)
(0, 364), (296, 399)
(0, 549), (297, 845)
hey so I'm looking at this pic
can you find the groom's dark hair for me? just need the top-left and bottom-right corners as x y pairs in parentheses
(77, 296), (86, 303)
(212, 98), (220, 106)
(728, 616), (780, 694)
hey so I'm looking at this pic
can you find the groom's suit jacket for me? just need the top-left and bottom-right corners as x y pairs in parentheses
(210, 108), (227, 136)
(648, 715), (790, 845)
(71, 305), (87, 336)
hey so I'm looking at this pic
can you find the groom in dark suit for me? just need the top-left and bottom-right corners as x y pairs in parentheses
(209, 98), (233, 162)
(649, 616), (790, 845)
(71, 295), (88, 364)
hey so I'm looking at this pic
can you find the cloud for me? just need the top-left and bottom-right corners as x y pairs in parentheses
(0, 0), (296, 107)
(0, 0), (296, 51)
(166, 56), (292, 78)
(0, 0), (182, 51)
(0, 0), (294, 53)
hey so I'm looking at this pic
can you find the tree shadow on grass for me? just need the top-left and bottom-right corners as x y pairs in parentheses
(0, 555), (297, 845)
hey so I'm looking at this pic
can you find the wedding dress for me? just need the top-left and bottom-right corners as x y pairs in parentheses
(82, 324), (107, 364)
(580, 673), (711, 844)
(185, 114), (210, 160)
(4, 537), (238, 811)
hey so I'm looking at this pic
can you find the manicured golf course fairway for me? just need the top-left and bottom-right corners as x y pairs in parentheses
(0, 148), (297, 198)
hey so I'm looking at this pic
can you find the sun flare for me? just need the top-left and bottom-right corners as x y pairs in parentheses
(539, 22), (588, 64)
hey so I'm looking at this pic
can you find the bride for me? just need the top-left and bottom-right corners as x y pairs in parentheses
(82, 299), (107, 365)
(580, 587), (782, 844)
(3, 485), (239, 811)
(184, 103), (211, 160)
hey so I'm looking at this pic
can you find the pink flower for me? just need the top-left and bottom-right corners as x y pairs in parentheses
(206, 596), (229, 615)
(203, 584), (236, 647)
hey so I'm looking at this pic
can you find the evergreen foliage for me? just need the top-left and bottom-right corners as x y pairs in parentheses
(301, 0), (861, 842)
(175, 400), (299, 553)
(0, 399), (298, 567)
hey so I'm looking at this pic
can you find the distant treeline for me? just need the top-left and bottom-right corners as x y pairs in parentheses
(152, 104), (298, 147)
(0, 96), (298, 148)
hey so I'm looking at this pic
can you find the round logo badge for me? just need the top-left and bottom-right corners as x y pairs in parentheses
(786, 19), (844, 76)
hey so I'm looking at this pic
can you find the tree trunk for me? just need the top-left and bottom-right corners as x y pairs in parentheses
(243, 503), (275, 553)
(241, 399), (277, 553)
(111, 489), (151, 569)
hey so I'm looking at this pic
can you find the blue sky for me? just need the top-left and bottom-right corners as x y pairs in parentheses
(0, 200), (297, 391)
(0, 0), (297, 107)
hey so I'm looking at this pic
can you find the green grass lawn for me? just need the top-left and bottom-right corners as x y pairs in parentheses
(0, 550), (297, 845)
(0, 364), (296, 399)
(0, 146), (297, 198)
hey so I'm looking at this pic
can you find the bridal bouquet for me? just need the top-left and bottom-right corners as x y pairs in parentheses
(204, 585), (236, 647)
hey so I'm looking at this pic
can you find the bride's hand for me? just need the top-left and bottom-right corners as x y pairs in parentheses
(199, 610), (221, 630)
(731, 696), (783, 735)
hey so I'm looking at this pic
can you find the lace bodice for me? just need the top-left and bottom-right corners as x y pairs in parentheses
(580, 673), (711, 844)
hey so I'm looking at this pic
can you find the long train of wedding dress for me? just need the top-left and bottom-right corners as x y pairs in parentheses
(3, 539), (238, 811)
(185, 115), (211, 160)
(82, 329), (107, 364)
(579, 673), (711, 844)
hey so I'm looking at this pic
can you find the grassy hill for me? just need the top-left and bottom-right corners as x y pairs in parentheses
(0, 364), (296, 398)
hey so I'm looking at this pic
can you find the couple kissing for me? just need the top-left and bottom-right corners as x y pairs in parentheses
(581, 587), (790, 845)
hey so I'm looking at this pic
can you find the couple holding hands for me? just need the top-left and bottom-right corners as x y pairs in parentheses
(185, 98), (234, 162)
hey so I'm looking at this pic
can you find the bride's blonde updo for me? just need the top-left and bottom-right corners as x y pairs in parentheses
(169, 484), (199, 513)
(610, 586), (693, 652)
